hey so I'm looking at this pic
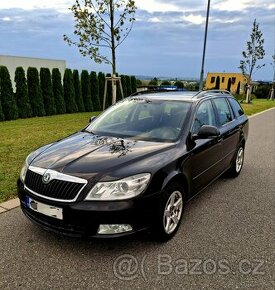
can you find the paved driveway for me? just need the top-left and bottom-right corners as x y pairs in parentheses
(0, 109), (274, 289)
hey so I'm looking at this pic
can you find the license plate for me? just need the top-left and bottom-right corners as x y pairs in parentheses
(26, 196), (63, 220)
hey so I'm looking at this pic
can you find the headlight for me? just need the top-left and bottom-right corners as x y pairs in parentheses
(85, 173), (151, 201)
(20, 160), (28, 183)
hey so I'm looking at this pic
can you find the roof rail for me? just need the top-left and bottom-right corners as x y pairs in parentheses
(130, 88), (186, 97)
(193, 90), (231, 98)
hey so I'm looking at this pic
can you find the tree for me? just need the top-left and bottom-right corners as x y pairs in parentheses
(269, 55), (275, 100)
(14, 67), (32, 118)
(81, 70), (93, 111)
(90, 71), (101, 111)
(174, 80), (184, 89)
(64, 0), (137, 104)
(27, 67), (45, 116)
(149, 77), (158, 86)
(63, 69), (78, 113)
(98, 72), (105, 110)
(73, 70), (85, 112)
(40, 68), (56, 115)
(52, 68), (66, 114)
(105, 73), (113, 108)
(239, 19), (265, 103)
(0, 66), (18, 120)
(130, 76), (137, 93)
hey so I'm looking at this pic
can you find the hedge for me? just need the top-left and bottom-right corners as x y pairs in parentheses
(73, 70), (85, 112)
(63, 69), (78, 113)
(0, 66), (18, 120)
(52, 68), (66, 114)
(81, 70), (93, 112)
(14, 67), (32, 118)
(27, 67), (45, 117)
(90, 71), (101, 111)
(40, 68), (56, 116)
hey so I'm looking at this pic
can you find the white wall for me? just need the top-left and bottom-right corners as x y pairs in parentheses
(0, 55), (66, 90)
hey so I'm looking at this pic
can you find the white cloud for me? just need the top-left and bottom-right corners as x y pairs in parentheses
(2, 16), (11, 21)
(183, 14), (204, 25)
(212, 0), (256, 11)
(135, 0), (179, 12)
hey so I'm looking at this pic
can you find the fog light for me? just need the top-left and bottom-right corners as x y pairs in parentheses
(97, 224), (133, 235)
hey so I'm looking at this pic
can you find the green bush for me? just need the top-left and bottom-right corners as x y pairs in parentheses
(254, 84), (272, 99)
(0, 66), (18, 120)
(90, 71), (101, 111)
(27, 67), (45, 116)
(161, 80), (171, 86)
(130, 76), (137, 93)
(125, 75), (132, 96)
(81, 70), (93, 112)
(73, 70), (85, 112)
(148, 77), (158, 86)
(120, 75), (127, 97)
(40, 68), (56, 116)
(0, 99), (4, 121)
(14, 67), (32, 118)
(52, 68), (66, 114)
(63, 69), (78, 113)
(174, 80), (184, 89)
(98, 72), (105, 110)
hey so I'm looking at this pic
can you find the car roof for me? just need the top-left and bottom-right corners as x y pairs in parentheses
(129, 90), (233, 102)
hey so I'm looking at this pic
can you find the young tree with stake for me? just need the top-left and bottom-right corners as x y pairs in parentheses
(239, 19), (265, 103)
(64, 0), (137, 107)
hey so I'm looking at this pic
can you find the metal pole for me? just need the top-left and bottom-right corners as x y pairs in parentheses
(199, 0), (211, 91)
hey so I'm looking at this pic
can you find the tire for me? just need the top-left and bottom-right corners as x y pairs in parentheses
(153, 182), (185, 241)
(228, 145), (245, 177)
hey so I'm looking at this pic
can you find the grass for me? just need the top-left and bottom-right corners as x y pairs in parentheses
(240, 99), (275, 116)
(0, 99), (274, 203)
(0, 112), (100, 202)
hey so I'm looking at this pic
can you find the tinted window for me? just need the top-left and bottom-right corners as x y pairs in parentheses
(228, 98), (244, 118)
(212, 98), (233, 125)
(192, 100), (216, 134)
(87, 99), (191, 142)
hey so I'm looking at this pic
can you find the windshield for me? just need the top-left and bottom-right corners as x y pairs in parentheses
(86, 98), (191, 142)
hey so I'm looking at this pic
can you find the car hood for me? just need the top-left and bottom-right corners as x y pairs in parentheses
(30, 132), (175, 178)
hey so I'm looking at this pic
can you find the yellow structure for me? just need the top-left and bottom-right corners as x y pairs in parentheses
(205, 73), (250, 94)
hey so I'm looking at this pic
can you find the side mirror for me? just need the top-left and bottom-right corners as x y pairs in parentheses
(89, 116), (97, 123)
(193, 125), (220, 140)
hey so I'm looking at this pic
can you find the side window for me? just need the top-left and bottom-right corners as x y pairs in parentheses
(228, 98), (244, 118)
(192, 100), (216, 134)
(212, 98), (233, 126)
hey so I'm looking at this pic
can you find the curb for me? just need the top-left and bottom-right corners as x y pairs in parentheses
(0, 198), (20, 213)
(0, 107), (274, 215)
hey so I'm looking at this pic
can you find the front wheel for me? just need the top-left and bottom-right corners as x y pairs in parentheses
(228, 145), (245, 177)
(153, 182), (185, 241)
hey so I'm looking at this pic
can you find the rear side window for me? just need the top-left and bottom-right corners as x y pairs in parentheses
(228, 98), (244, 118)
(212, 98), (233, 126)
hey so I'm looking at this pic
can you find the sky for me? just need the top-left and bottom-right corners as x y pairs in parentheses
(0, 0), (274, 80)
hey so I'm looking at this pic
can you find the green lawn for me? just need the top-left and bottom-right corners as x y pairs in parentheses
(0, 99), (274, 203)
(0, 112), (100, 202)
(240, 99), (275, 116)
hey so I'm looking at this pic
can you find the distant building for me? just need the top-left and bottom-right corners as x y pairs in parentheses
(0, 55), (66, 89)
(205, 72), (250, 94)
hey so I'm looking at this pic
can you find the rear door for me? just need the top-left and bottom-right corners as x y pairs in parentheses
(212, 97), (240, 171)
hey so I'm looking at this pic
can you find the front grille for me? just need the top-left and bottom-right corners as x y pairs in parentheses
(25, 170), (85, 201)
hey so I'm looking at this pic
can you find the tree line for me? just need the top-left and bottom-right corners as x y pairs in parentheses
(0, 66), (137, 121)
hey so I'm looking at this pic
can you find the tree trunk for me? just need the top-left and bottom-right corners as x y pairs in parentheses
(110, 0), (117, 105)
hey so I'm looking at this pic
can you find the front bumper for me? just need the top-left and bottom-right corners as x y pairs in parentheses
(17, 179), (160, 238)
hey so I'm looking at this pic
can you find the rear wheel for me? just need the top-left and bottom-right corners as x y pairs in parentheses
(228, 145), (245, 177)
(153, 182), (185, 241)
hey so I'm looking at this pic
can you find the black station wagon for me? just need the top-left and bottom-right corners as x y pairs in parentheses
(18, 90), (249, 241)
